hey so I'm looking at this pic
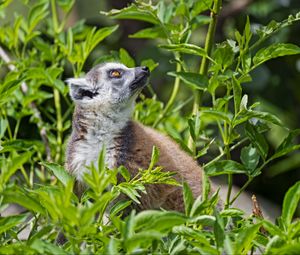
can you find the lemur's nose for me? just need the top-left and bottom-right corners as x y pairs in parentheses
(141, 66), (150, 73)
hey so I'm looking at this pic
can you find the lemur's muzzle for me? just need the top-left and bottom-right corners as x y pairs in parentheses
(130, 66), (150, 91)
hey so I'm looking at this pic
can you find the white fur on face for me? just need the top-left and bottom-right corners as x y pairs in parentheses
(67, 62), (136, 108)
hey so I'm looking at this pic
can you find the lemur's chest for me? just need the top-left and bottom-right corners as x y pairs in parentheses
(69, 122), (125, 181)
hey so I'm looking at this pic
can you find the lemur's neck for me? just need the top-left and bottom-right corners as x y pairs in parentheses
(73, 103), (133, 139)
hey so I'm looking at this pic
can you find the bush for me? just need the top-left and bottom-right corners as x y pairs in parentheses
(0, 0), (300, 254)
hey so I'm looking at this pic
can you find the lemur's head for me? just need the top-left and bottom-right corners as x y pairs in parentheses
(67, 62), (150, 109)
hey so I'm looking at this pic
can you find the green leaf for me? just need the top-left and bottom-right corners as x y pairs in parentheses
(130, 26), (166, 39)
(134, 210), (187, 232)
(0, 243), (36, 254)
(41, 162), (74, 187)
(200, 109), (232, 124)
(173, 226), (212, 246)
(204, 160), (248, 176)
(119, 48), (135, 67)
(234, 110), (282, 127)
(189, 215), (216, 226)
(98, 146), (106, 173)
(281, 181), (300, 228)
(0, 139), (42, 153)
(57, 0), (75, 12)
(183, 182), (194, 216)
(220, 208), (244, 217)
(271, 129), (300, 161)
(240, 145), (260, 171)
(0, 118), (8, 139)
(191, 0), (213, 17)
(103, 5), (160, 24)
(83, 25), (119, 60)
(214, 211), (225, 250)
(234, 223), (262, 255)
(245, 123), (269, 160)
(0, 79), (23, 105)
(188, 115), (199, 142)
(105, 238), (120, 255)
(30, 239), (68, 255)
(212, 42), (235, 71)
(224, 236), (234, 255)
(140, 59), (159, 72)
(0, 152), (32, 192)
(196, 139), (215, 158)
(148, 146), (160, 170)
(118, 185), (141, 204)
(118, 166), (131, 182)
(3, 189), (45, 214)
(109, 200), (132, 217)
(0, 214), (28, 235)
(27, 2), (49, 33)
(244, 16), (252, 47)
(269, 243), (300, 255)
(262, 220), (285, 238)
(81, 192), (115, 226)
(160, 43), (207, 57)
(28, 226), (54, 244)
(253, 43), (300, 67)
(125, 230), (164, 253)
(168, 72), (208, 90)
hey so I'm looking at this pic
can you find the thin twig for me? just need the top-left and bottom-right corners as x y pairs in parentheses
(0, 45), (52, 161)
(153, 56), (181, 128)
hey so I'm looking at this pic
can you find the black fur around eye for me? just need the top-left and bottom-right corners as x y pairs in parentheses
(75, 88), (98, 99)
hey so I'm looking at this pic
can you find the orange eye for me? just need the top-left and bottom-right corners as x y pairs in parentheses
(110, 70), (121, 78)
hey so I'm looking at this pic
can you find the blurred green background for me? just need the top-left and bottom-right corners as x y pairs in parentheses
(5, 0), (300, 209)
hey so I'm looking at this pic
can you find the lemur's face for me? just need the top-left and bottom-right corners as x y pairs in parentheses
(67, 62), (150, 108)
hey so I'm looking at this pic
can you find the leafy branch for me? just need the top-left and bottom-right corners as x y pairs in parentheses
(0, 45), (52, 161)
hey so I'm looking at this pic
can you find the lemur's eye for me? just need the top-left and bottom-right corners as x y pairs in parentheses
(110, 70), (122, 78)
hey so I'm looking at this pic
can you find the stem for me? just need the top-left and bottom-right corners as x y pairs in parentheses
(20, 166), (30, 187)
(51, 0), (59, 34)
(225, 144), (232, 207)
(3, 111), (12, 140)
(226, 174), (233, 207)
(188, 0), (222, 151)
(153, 60), (181, 127)
(54, 88), (63, 162)
(13, 118), (21, 139)
(230, 177), (253, 205)
(204, 137), (248, 168)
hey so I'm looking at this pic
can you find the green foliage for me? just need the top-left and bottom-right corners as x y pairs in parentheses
(0, 0), (300, 254)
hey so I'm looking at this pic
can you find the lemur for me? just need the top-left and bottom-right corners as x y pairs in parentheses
(66, 62), (220, 212)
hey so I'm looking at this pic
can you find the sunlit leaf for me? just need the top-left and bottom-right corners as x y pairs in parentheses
(204, 160), (248, 176)
(160, 43), (207, 57)
(240, 145), (260, 171)
(130, 26), (166, 39)
(234, 223), (262, 255)
(41, 162), (74, 187)
(103, 5), (160, 24)
(281, 181), (300, 228)
(245, 123), (269, 160)
(253, 43), (300, 67)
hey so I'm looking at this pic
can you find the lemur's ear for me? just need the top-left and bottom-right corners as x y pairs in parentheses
(66, 78), (90, 101)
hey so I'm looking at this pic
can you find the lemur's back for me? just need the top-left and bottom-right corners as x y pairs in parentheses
(114, 121), (202, 212)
